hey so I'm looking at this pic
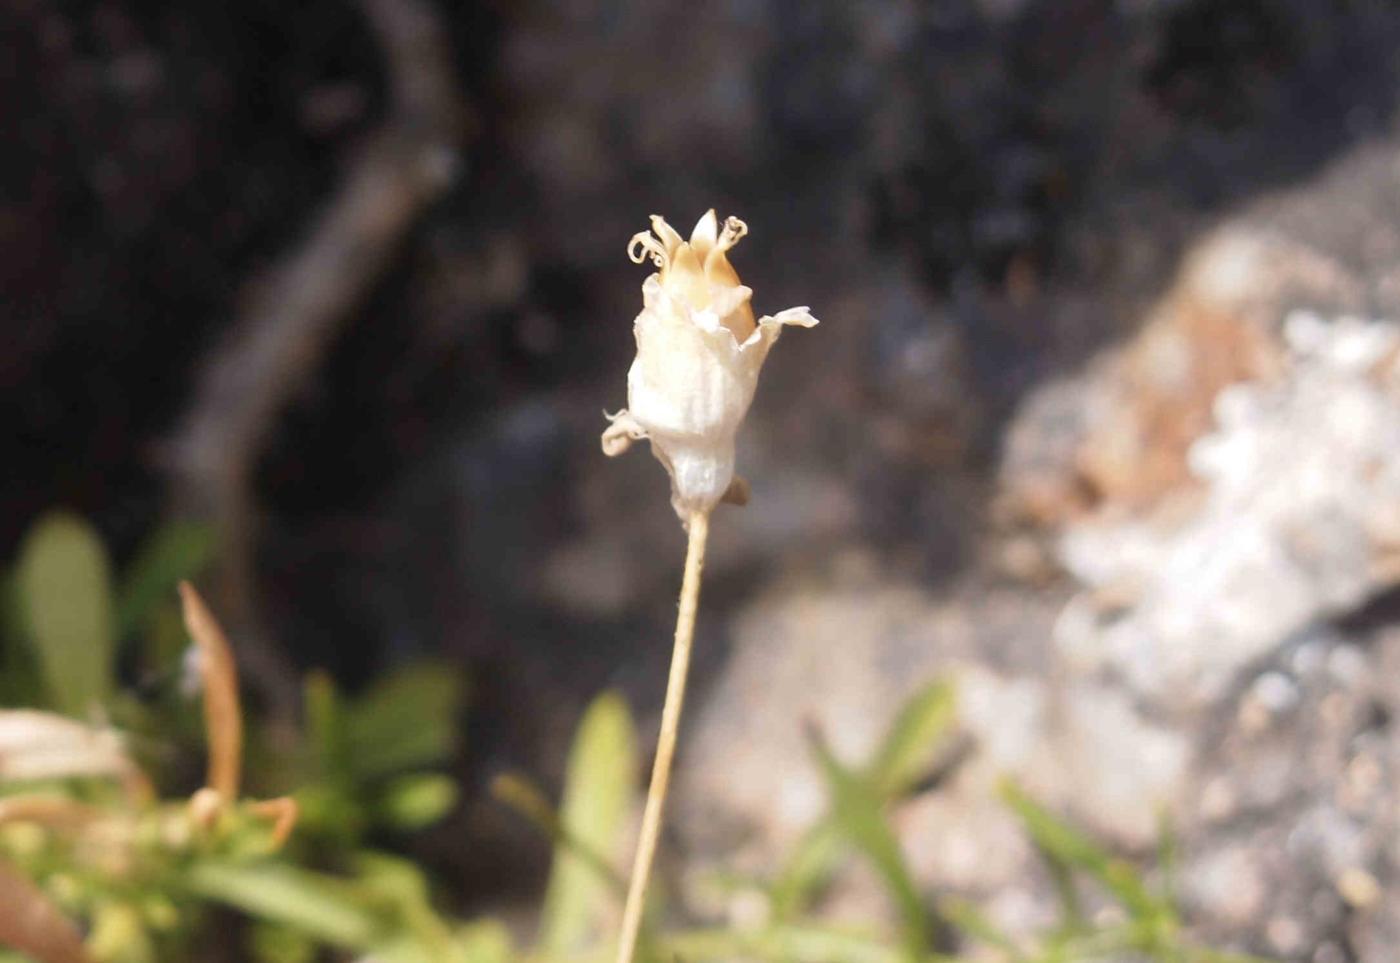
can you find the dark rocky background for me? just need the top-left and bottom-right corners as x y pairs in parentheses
(7, 1), (1400, 959)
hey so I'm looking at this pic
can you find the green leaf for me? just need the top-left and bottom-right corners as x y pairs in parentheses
(16, 511), (115, 716)
(867, 680), (956, 798)
(354, 853), (467, 963)
(354, 851), (434, 905)
(378, 773), (459, 830)
(1000, 781), (1160, 922)
(492, 771), (626, 894)
(115, 520), (215, 639)
(539, 691), (638, 956)
(773, 682), (956, 920)
(304, 671), (347, 779)
(770, 818), (844, 919)
(1156, 808), (1179, 906)
(939, 897), (1021, 958)
(185, 862), (379, 949)
(809, 728), (931, 962)
(343, 662), (464, 780)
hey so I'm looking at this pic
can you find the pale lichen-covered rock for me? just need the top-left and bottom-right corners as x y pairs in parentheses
(1055, 312), (1400, 707)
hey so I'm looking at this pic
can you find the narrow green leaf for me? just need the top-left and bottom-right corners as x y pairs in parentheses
(1042, 847), (1087, 936)
(770, 818), (845, 919)
(1156, 808), (1179, 908)
(939, 897), (1022, 958)
(491, 772), (626, 894)
(115, 520), (215, 639)
(304, 670), (346, 777)
(16, 511), (115, 716)
(773, 682), (955, 921)
(867, 681), (956, 798)
(343, 662), (464, 780)
(539, 691), (637, 956)
(809, 728), (930, 962)
(185, 862), (379, 949)
(1000, 781), (1159, 921)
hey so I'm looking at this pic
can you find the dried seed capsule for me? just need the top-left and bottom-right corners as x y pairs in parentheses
(602, 210), (818, 519)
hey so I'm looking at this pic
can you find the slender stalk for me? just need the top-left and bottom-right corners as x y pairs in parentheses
(615, 510), (710, 963)
(179, 581), (243, 800)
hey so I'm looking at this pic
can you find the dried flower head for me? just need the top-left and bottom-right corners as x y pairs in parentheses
(601, 210), (818, 519)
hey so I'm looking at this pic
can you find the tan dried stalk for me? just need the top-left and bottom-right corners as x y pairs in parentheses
(179, 580), (243, 801)
(614, 510), (709, 963)
(179, 581), (298, 848)
(249, 796), (300, 849)
(0, 796), (104, 831)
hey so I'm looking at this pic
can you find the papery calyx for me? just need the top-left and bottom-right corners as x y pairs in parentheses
(602, 210), (818, 520)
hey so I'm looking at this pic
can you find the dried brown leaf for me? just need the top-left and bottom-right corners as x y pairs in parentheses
(0, 860), (94, 963)
(179, 581), (243, 799)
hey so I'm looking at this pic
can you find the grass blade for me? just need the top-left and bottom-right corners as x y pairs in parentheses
(774, 682), (956, 921)
(1000, 781), (1160, 923)
(492, 772), (626, 894)
(867, 681), (956, 798)
(539, 691), (638, 956)
(185, 862), (379, 949)
(808, 726), (931, 961)
(770, 818), (845, 919)
(343, 662), (464, 780)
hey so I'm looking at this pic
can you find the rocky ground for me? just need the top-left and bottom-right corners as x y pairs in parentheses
(8, 1), (1400, 960)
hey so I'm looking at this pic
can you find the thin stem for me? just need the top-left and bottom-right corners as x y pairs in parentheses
(180, 581), (243, 800)
(615, 510), (710, 963)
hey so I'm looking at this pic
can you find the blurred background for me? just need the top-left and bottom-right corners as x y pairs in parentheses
(5, 0), (1400, 961)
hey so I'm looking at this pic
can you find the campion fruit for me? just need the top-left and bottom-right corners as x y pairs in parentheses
(602, 209), (818, 520)
(603, 211), (818, 963)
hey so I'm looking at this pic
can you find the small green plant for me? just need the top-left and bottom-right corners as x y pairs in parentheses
(0, 510), (1273, 963)
(0, 512), (469, 963)
(492, 681), (1274, 963)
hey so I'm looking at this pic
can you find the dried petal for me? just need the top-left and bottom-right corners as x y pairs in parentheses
(650, 215), (685, 257)
(0, 710), (147, 802)
(689, 209), (719, 256)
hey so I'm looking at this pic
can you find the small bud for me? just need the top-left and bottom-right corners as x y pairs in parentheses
(602, 211), (818, 519)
